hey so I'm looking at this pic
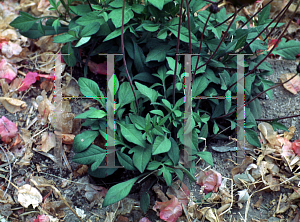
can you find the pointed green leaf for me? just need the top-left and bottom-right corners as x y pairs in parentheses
(73, 131), (99, 152)
(102, 176), (140, 207)
(153, 136), (171, 155)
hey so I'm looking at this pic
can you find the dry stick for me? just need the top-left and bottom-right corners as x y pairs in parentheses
(0, 145), (12, 198)
(30, 179), (84, 222)
(215, 72), (300, 119)
(244, 173), (300, 220)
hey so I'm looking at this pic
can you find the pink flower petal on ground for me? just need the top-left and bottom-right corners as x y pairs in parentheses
(292, 139), (300, 156)
(196, 169), (222, 194)
(18, 72), (38, 91)
(277, 136), (294, 157)
(0, 116), (18, 143)
(87, 61), (107, 75)
(153, 195), (183, 222)
(33, 214), (50, 222)
(0, 58), (17, 83)
(139, 217), (151, 222)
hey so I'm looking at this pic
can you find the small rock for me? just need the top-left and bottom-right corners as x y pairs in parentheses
(116, 215), (129, 222)
(268, 217), (280, 222)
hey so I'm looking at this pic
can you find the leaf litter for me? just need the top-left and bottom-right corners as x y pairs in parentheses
(0, 0), (300, 221)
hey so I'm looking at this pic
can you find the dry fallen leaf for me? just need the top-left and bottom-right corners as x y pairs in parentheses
(0, 97), (27, 113)
(18, 184), (42, 208)
(280, 73), (300, 95)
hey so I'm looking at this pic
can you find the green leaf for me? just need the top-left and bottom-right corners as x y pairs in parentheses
(199, 123), (208, 143)
(272, 38), (300, 60)
(146, 44), (171, 62)
(88, 167), (118, 178)
(53, 33), (77, 43)
(78, 78), (106, 108)
(168, 137), (179, 165)
(148, 0), (164, 10)
(69, 5), (93, 16)
(108, 74), (119, 96)
(38, 20), (45, 35)
(140, 192), (150, 213)
(245, 128), (261, 148)
(75, 36), (91, 47)
(135, 82), (160, 103)
(118, 82), (136, 106)
(102, 176), (140, 207)
(147, 161), (161, 170)
(80, 22), (100, 37)
(103, 26), (130, 42)
(9, 11), (38, 32)
(258, 4), (270, 25)
(157, 28), (168, 40)
(213, 121), (219, 134)
(270, 121), (288, 131)
(72, 144), (106, 170)
(119, 123), (146, 148)
(75, 108), (97, 119)
(108, 8), (134, 28)
(166, 57), (182, 76)
(116, 151), (136, 170)
(87, 110), (107, 119)
(177, 163), (196, 182)
(162, 166), (172, 186)
(192, 76), (209, 97)
(133, 40), (146, 73)
(168, 25), (198, 44)
(196, 151), (213, 166)
(132, 4), (145, 13)
(224, 90), (231, 114)
(150, 110), (164, 117)
(132, 145), (152, 173)
(152, 136), (171, 155)
(142, 23), (160, 32)
(75, 11), (106, 26)
(73, 131), (99, 153)
(61, 42), (77, 67)
(109, 0), (128, 8)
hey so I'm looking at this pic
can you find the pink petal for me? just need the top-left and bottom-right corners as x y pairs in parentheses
(196, 169), (222, 194)
(0, 58), (17, 83)
(153, 195), (183, 222)
(139, 217), (151, 222)
(18, 72), (38, 91)
(0, 116), (18, 144)
(87, 61), (107, 75)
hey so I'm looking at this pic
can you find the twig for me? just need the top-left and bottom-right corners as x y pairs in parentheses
(30, 179), (83, 222)
(0, 145), (12, 198)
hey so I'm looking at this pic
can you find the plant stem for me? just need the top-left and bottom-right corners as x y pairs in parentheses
(224, 0), (297, 96)
(172, 0), (184, 106)
(121, 0), (139, 114)
(194, 7), (237, 73)
(215, 72), (300, 119)
(193, 12), (211, 82)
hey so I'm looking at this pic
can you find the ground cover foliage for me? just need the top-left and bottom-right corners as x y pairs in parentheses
(8, 0), (300, 220)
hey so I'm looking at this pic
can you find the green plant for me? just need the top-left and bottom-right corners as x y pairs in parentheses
(9, 0), (300, 209)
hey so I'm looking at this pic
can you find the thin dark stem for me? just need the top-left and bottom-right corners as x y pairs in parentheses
(256, 114), (300, 122)
(224, 0), (297, 96)
(121, 0), (139, 114)
(236, 0), (292, 55)
(214, 6), (244, 28)
(194, 7), (237, 74)
(193, 12), (211, 82)
(186, 0), (192, 54)
(240, 0), (274, 29)
(263, 0), (293, 42)
(172, 0), (184, 106)
(86, 0), (94, 11)
(215, 72), (299, 119)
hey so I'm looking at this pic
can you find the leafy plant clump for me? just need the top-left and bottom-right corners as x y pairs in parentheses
(9, 0), (300, 209)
